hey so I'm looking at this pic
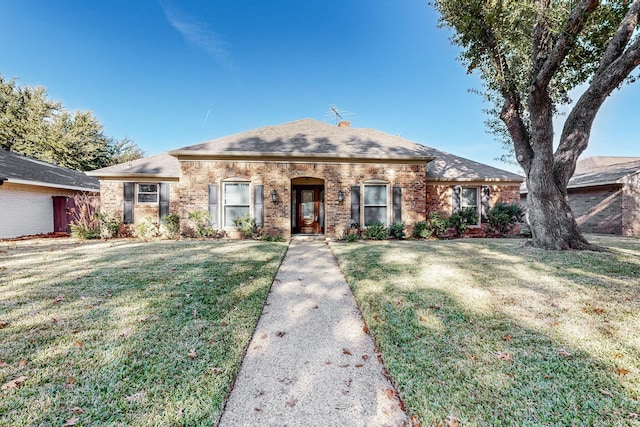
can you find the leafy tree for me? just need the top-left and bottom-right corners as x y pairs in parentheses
(107, 136), (145, 166)
(1, 75), (144, 171)
(433, 0), (640, 249)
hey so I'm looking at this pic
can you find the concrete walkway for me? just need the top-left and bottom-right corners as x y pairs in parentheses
(218, 238), (409, 427)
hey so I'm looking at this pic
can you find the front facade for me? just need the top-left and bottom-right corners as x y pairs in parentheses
(89, 119), (523, 239)
(0, 150), (99, 239)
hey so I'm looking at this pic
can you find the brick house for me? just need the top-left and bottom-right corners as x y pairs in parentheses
(0, 149), (99, 239)
(87, 119), (523, 239)
(521, 156), (640, 236)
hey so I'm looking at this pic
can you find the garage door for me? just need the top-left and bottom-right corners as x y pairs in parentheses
(0, 189), (54, 239)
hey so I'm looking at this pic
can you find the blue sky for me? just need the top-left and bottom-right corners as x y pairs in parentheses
(1, 0), (638, 174)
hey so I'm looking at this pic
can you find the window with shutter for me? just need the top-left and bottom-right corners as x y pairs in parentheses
(123, 182), (134, 224)
(208, 184), (219, 228)
(254, 185), (264, 228)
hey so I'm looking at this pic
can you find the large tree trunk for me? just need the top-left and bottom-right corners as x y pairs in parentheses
(525, 164), (594, 250)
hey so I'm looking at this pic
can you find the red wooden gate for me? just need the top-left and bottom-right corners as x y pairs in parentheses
(52, 196), (73, 233)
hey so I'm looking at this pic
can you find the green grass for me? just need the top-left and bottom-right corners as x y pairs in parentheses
(331, 235), (640, 426)
(0, 238), (287, 426)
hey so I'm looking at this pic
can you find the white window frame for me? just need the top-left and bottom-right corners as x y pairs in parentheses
(460, 186), (481, 227)
(136, 183), (158, 204)
(363, 181), (390, 226)
(222, 180), (251, 228)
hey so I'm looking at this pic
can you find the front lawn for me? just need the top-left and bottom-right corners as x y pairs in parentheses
(0, 238), (287, 426)
(331, 235), (640, 426)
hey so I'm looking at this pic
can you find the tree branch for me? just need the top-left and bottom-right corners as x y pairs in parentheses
(534, 0), (600, 88)
(595, 0), (640, 76)
(555, 33), (640, 185)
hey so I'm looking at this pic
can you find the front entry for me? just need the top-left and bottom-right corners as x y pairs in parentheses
(292, 184), (324, 234)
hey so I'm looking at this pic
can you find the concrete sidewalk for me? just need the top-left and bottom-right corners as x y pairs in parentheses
(218, 238), (409, 427)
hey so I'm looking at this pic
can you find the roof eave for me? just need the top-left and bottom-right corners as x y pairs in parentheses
(86, 172), (181, 180)
(169, 150), (434, 164)
(426, 177), (524, 184)
(4, 178), (99, 192)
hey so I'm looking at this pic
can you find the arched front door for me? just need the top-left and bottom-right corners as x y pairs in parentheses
(291, 178), (324, 234)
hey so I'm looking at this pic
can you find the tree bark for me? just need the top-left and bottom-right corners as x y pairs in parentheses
(525, 166), (596, 250)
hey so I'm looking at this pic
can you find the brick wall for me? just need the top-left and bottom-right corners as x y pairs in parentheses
(99, 181), (179, 225)
(426, 183), (521, 216)
(178, 160), (427, 239)
(568, 185), (622, 234)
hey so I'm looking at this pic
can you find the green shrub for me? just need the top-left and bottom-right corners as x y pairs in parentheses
(427, 212), (450, 237)
(95, 211), (121, 238)
(134, 217), (160, 239)
(365, 222), (388, 240)
(346, 232), (360, 243)
(448, 207), (478, 236)
(260, 233), (286, 242)
(161, 214), (181, 239)
(412, 221), (432, 239)
(388, 222), (406, 239)
(234, 213), (257, 238)
(187, 210), (215, 237)
(70, 223), (100, 240)
(486, 202), (524, 234)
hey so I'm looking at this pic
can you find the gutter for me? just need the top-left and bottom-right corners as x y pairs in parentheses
(2, 178), (99, 192)
(168, 150), (435, 164)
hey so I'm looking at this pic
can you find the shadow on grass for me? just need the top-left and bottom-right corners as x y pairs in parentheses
(331, 238), (640, 425)
(0, 239), (287, 426)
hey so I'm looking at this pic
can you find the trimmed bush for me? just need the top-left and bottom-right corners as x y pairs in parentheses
(412, 221), (432, 239)
(161, 214), (181, 239)
(187, 210), (215, 237)
(134, 217), (160, 239)
(95, 212), (121, 239)
(487, 202), (523, 234)
(388, 222), (406, 239)
(233, 213), (257, 238)
(448, 207), (478, 236)
(365, 222), (388, 240)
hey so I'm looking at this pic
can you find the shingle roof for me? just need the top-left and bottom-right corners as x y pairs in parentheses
(85, 152), (180, 179)
(0, 149), (99, 191)
(88, 118), (523, 182)
(424, 148), (524, 182)
(169, 118), (434, 162)
(520, 156), (640, 193)
(569, 156), (640, 187)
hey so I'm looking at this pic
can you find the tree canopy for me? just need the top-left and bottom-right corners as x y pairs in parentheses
(433, 0), (640, 249)
(0, 75), (144, 171)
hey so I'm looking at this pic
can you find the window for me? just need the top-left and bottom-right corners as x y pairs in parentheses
(460, 187), (479, 224)
(223, 182), (250, 227)
(137, 183), (158, 204)
(364, 183), (388, 225)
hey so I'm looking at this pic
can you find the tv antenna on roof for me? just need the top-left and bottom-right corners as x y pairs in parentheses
(330, 106), (342, 122)
(325, 105), (360, 124)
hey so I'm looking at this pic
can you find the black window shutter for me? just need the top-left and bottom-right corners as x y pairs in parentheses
(350, 186), (361, 225)
(254, 185), (264, 228)
(392, 186), (402, 223)
(452, 185), (461, 213)
(481, 185), (490, 222)
(159, 183), (170, 221)
(123, 182), (134, 224)
(208, 184), (218, 228)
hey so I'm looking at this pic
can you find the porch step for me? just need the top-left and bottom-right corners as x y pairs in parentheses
(290, 234), (326, 242)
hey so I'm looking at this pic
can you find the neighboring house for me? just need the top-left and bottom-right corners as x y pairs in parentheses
(521, 156), (640, 236)
(0, 150), (100, 239)
(87, 119), (523, 239)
